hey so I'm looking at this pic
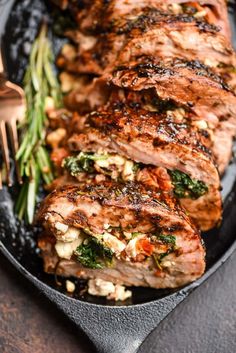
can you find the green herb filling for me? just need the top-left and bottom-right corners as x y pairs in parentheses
(62, 152), (108, 176)
(169, 170), (208, 200)
(75, 237), (114, 269)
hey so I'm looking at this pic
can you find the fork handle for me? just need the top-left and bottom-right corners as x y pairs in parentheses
(0, 46), (5, 75)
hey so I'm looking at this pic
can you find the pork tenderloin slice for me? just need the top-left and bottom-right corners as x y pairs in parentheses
(37, 181), (194, 236)
(110, 58), (236, 130)
(72, 0), (230, 39)
(65, 10), (234, 76)
(37, 180), (205, 289)
(117, 18), (235, 70)
(69, 103), (219, 187)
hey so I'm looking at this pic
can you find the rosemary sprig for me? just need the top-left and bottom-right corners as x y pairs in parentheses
(15, 23), (62, 223)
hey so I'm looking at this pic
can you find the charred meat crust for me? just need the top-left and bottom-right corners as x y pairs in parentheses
(37, 180), (204, 243)
(62, 8), (234, 76)
(110, 57), (236, 127)
(68, 101), (220, 186)
(65, 0), (230, 38)
(85, 102), (212, 157)
(113, 58), (232, 93)
(37, 181), (189, 229)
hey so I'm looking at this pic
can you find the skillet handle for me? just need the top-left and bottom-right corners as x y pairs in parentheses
(38, 283), (189, 353)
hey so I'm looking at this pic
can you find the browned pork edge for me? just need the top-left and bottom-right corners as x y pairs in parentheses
(110, 58), (236, 130)
(58, 0), (230, 39)
(62, 10), (234, 77)
(37, 182), (206, 289)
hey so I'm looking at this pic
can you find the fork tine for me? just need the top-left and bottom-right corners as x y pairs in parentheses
(0, 120), (12, 187)
(7, 119), (22, 185)
(0, 169), (2, 190)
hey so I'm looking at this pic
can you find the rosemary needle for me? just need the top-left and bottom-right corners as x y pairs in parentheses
(15, 23), (62, 223)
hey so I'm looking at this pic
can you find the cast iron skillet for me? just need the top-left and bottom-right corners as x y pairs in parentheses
(0, 1), (236, 352)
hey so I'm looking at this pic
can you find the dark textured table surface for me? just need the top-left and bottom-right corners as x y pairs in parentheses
(0, 250), (235, 353)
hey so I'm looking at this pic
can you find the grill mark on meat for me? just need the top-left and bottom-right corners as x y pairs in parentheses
(115, 59), (232, 93)
(113, 9), (219, 35)
(110, 57), (236, 132)
(84, 102), (213, 159)
(60, 2), (234, 79)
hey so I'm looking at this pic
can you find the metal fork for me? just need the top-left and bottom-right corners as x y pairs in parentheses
(0, 47), (25, 188)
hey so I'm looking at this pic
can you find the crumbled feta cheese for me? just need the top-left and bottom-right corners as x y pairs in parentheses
(167, 108), (185, 123)
(66, 280), (76, 293)
(104, 223), (110, 230)
(123, 231), (132, 240)
(193, 120), (208, 130)
(109, 155), (126, 166)
(162, 260), (176, 268)
(169, 4), (182, 14)
(194, 10), (207, 18)
(94, 153), (137, 182)
(102, 232), (126, 255)
(95, 155), (125, 170)
(59, 227), (81, 243)
(162, 261), (172, 268)
(88, 279), (132, 301)
(55, 238), (83, 260)
(122, 160), (135, 181)
(125, 234), (145, 259)
(88, 279), (115, 297)
(55, 222), (69, 235)
(108, 285), (132, 302)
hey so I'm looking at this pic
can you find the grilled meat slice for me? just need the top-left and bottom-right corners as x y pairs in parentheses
(62, 9), (234, 77)
(67, 102), (221, 231)
(111, 58), (236, 131)
(37, 181), (206, 289)
(116, 15), (235, 70)
(67, 0), (230, 38)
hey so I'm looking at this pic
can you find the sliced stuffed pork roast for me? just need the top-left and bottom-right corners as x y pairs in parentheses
(42, 0), (235, 298)
(37, 181), (206, 289)
(65, 100), (222, 231)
